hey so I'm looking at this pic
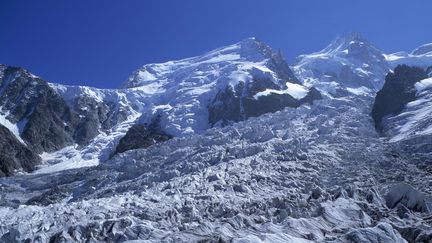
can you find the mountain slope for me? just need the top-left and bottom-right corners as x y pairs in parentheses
(0, 65), (78, 153)
(0, 65), (147, 176)
(0, 38), (319, 176)
(386, 42), (432, 68)
(1, 93), (430, 242)
(374, 66), (432, 144)
(372, 65), (429, 131)
(292, 33), (390, 96)
(39, 38), (319, 174)
(1, 34), (432, 242)
(0, 124), (40, 176)
(126, 37), (319, 135)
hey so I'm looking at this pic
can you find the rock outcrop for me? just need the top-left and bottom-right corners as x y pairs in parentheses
(0, 65), (78, 153)
(371, 65), (428, 130)
(0, 124), (40, 177)
(115, 117), (172, 154)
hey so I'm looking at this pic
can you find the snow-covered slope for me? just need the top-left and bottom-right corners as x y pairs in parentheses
(2, 33), (432, 242)
(0, 109), (25, 144)
(292, 32), (390, 96)
(412, 43), (432, 56)
(33, 84), (148, 173)
(382, 76), (432, 142)
(385, 43), (432, 69)
(0, 38), (318, 176)
(125, 37), (316, 136)
(42, 38), (316, 173)
(0, 66), (153, 175)
(293, 34), (432, 148)
(1, 94), (430, 242)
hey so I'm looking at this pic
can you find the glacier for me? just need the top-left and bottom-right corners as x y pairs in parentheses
(0, 33), (432, 242)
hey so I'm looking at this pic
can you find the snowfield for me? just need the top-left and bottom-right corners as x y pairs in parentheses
(254, 82), (309, 100)
(0, 108), (25, 144)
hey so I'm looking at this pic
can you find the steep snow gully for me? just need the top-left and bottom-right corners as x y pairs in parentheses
(1, 33), (432, 242)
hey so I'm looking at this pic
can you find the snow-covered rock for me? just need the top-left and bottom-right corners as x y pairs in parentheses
(385, 183), (428, 212)
(292, 32), (390, 95)
(0, 38), (319, 176)
(125, 37), (318, 135)
(341, 223), (407, 243)
(374, 65), (432, 143)
(412, 43), (432, 56)
(1, 33), (432, 242)
(1, 93), (431, 242)
(385, 42), (432, 69)
(372, 65), (429, 131)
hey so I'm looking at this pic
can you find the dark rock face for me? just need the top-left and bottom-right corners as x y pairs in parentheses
(244, 92), (300, 118)
(267, 50), (301, 85)
(372, 65), (428, 131)
(21, 94), (77, 153)
(0, 66), (77, 153)
(71, 95), (109, 145)
(70, 95), (130, 143)
(207, 49), (320, 126)
(208, 82), (321, 127)
(115, 120), (172, 154)
(0, 65), (129, 155)
(208, 85), (243, 126)
(301, 87), (322, 104)
(0, 65), (134, 176)
(0, 124), (40, 177)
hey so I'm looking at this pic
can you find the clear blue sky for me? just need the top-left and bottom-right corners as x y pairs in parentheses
(1, 0), (432, 88)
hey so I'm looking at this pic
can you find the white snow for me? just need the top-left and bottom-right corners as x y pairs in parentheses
(415, 77), (432, 93)
(385, 50), (432, 68)
(385, 81), (432, 142)
(293, 34), (432, 145)
(34, 113), (140, 174)
(346, 86), (372, 96)
(0, 108), (25, 144)
(412, 42), (432, 55)
(0, 94), (425, 242)
(254, 82), (308, 99)
(292, 33), (390, 92)
(37, 145), (97, 174)
(3, 35), (432, 241)
(121, 37), (310, 137)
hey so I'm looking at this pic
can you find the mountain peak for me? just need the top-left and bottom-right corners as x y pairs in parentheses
(120, 37), (311, 136)
(322, 32), (373, 55)
(341, 32), (367, 43)
(123, 38), (277, 89)
(238, 36), (257, 43)
(293, 32), (389, 91)
(226, 37), (274, 60)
